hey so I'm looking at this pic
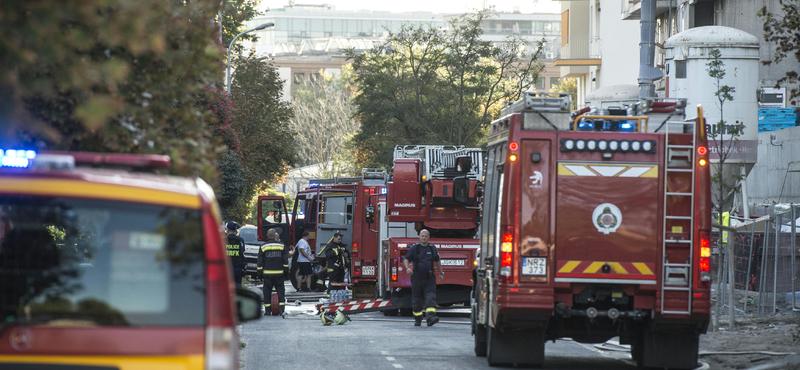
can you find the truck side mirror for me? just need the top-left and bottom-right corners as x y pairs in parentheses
(365, 205), (375, 224)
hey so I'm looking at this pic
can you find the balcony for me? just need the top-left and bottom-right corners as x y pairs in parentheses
(621, 0), (677, 20)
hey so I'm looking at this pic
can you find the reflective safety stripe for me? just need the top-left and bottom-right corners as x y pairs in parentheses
(279, 302), (286, 306)
(263, 304), (271, 308)
(425, 307), (437, 313)
(283, 265), (289, 268)
(326, 268), (334, 272)
(262, 269), (283, 274)
(412, 311), (424, 317)
(261, 244), (284, 252)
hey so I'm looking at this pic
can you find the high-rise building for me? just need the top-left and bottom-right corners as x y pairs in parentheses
(240, 4), (562, 99)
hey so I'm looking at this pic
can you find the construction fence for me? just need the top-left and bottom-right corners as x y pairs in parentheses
(711, 204), (800, 329)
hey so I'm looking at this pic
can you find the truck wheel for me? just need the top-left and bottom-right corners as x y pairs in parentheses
(640, 328), (699, 369)
(472, 304), (487, 357)
(486, 325), (545, 367)
(289, 265), (299, 290)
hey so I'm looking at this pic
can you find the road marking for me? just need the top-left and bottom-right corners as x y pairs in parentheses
(385, 356), (396, 361)
(392, 364), (403, 369)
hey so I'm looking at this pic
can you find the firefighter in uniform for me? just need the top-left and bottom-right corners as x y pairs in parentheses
(225, 221), (246, 286)
(324, 231), (350, 292)
(403, 229), (444, 326)
(258, 228), (288, 315)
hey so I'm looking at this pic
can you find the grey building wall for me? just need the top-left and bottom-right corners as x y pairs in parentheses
(744, 126), (800, 214)
(714, 0), (798, 95)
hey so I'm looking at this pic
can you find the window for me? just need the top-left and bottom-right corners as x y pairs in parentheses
(318, 194), (353, 225)
(550, 77), (560, 89)
(675, 60), (686, 79)
(481, 142), (507, 263)
(536, 77), (545, 90)
(293, 73), (305, 85)
(0, 197), (205, 326)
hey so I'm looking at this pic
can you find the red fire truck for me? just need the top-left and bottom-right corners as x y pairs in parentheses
(256, 169), (386, 296)
(379, 145), (483, 311)
(471, 93), (711, 369)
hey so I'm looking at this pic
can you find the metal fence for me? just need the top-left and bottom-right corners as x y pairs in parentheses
(711, 204), (800, 329)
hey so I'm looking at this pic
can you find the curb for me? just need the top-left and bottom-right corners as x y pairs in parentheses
(747, 354), (800, 370)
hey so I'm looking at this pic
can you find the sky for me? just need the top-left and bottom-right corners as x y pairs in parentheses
(259, 0), (561, 14)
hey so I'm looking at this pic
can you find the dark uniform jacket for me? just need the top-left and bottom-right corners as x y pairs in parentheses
(324, 241), (350, 273)
(405, 243), (440, 276)
(258, 241), (288, 276)
(225, 233), (246, 272)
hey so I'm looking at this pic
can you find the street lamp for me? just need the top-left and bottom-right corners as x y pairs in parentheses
(225, 22), (275, 93)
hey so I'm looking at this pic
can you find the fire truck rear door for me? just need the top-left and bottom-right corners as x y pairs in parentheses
(554, 157), (660, 285)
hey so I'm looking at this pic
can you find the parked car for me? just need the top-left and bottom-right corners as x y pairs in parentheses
(240, 224), (265, 281)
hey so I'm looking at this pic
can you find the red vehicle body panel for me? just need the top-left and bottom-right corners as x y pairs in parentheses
(386, 238), (478, 288)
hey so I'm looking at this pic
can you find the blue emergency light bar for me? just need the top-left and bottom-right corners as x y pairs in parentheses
(0, 149), (37, 168)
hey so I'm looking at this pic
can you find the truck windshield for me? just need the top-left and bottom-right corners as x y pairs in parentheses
(0, 196), (205, 327)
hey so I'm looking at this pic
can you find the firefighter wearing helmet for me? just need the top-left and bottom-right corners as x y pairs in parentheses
(403, 229), (444, 326)
(258, 228), (288, 315)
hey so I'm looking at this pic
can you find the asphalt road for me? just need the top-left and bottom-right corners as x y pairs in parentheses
(239, 304), (638, 370)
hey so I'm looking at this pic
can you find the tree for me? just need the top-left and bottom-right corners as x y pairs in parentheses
(1, 1), (226, 180)
(550, 77), (578, 110)
(759, 1), (800, 99)
(221, 0), (260, 49)
(223, 54), (296, 221)
(706, 48), (744, 217)
(288, 71), (359, 177)
(347, 11), (545, 168)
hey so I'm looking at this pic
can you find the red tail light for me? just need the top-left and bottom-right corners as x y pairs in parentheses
(391, 258), (398, 282)
(699, 233), (711, 273)
(500, 230), (513, 277)
(203, 209), (235, 326)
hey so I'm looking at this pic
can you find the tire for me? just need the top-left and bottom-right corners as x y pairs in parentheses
(631, 336), (643, 368)
(473, 323), (487, 357)
(486, 325), (545, 367)
(289, 264), (299, 290)
(640, 327), (699, 369)
(472, 304), (487, 357)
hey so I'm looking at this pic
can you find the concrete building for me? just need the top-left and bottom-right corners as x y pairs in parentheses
(554, 0), (641, 106)
(744, 126), (800, 211)
(621, 0), (799, 105)
(242, 4), (563, 100)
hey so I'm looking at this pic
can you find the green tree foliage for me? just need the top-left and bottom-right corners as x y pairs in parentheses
(347, 11), (544, 167)
(221, 0), (260, 48)
(706, 48), (743, 215)
(288, 71), (359, 177)
(759, 1), (800, 99)
(223, 55), (296, 221)
(1, 1), (224, 179)
(550, 78), (578, 110)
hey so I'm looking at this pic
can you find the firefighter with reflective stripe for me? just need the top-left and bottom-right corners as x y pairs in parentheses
(403, 229), (444, 326)
(258, 228), (288, 315)
(324, 231), (350, 292)
(225, 221), (246, 286)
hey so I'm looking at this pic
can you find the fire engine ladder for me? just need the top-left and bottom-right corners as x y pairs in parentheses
(660, 119), (697, 315)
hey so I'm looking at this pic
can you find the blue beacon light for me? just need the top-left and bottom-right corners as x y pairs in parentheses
(0, 149), (37, 168)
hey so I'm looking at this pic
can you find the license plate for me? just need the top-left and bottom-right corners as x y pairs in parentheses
(522, 257), (547, 276)
(440, 259), (466, 266)
(362, 265), (375, 276)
